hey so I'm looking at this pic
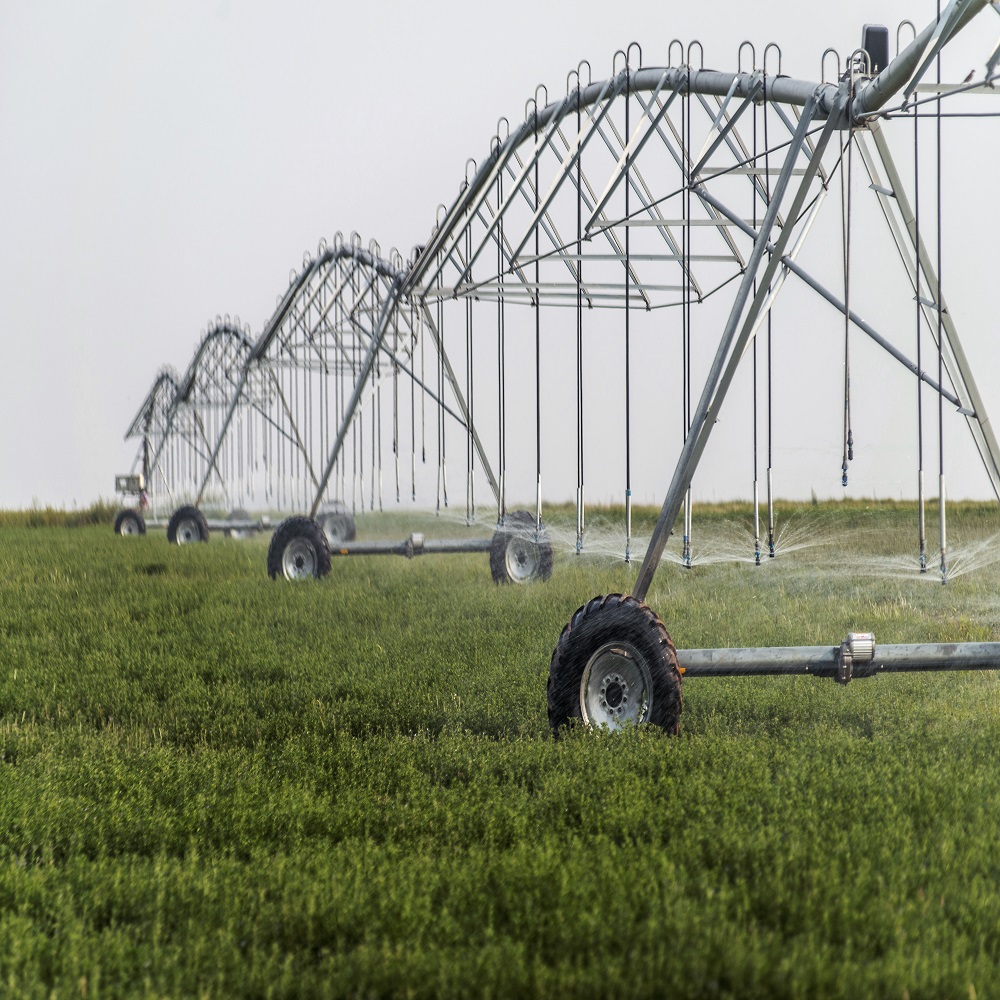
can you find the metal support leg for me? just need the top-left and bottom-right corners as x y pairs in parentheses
(194, 368), (250, 506)
(633, 91), (838, 603)
(309, 279), (404, 518)
(698, 188), (961, 408)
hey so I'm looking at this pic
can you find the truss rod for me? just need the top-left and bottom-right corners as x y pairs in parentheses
(309, 276), (405, 517)
(698, 188), (962, 410)
(584, 74), (683, 229)
(485, 76), (628, 275)
(853, 0), (990, 116)
(866, 119), (1000, 499)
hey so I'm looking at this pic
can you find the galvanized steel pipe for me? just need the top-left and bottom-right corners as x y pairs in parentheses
(678, 640), (1000, 679)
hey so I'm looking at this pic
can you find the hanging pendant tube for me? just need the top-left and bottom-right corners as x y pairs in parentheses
(936, 21), (946, 588)
(939, 473), (947, 584)
(683, 488), (692, 569)
(918, 469), (927, 572)
(624, 65), (632, 565)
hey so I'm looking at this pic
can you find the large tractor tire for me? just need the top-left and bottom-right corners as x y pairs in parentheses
(167, 505), (209, 545)
(267, 517), (332, 581)
(114, 509), (146, 536)
(317, 501), (356, 546)
(489, 510), (553, 584)
(547, 594), (683, 734)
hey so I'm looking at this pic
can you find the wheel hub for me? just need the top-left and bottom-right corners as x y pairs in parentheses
(602, 676), (626, 711)
(506, 536), (538, 583)
(282, 537), (317, 580)
(321, 515), (343, 544)
(580, 642), (652, 729)
(177, 518), (200, 544)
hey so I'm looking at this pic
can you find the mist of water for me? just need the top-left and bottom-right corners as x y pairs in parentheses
(376, 502), (1000, 583)
(552, 508), (1000, 584)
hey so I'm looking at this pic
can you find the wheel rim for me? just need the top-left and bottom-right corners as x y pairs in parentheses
(282, 537), (318, 579)
(177, 517), (201, 545)
(120, 517), (138, 536)
(579, 640), (653, 729)
(505, 534), (538, 583)
(320, 515), (343, 544)
(176, 517), (201, 544)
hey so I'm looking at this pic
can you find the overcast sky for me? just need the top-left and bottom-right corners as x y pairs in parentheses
(1, 0), (997, 510)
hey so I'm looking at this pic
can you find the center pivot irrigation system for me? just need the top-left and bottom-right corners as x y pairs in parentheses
(120, 2), (1000, 730)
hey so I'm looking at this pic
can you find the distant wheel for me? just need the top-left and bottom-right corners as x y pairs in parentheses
(547, 594), (683, 734)
(267, 517), (331, 581)
(166, 505), (209, 545)
(226, 508), (251, 540)
(114, 509), (146, 536)
(317, 501), (356, 545)
(490, 510), (553, 584)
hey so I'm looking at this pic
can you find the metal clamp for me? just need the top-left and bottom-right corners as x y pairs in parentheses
(405, 532), (425, 559)
(837, 631), (876, 684)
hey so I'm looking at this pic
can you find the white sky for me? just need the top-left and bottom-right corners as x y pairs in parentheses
(1, 0), (997, 510)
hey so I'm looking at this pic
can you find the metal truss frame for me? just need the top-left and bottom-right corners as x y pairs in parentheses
(130, 0), (999, 593)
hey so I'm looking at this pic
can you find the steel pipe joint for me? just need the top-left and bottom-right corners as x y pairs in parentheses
(838, 631), (876, 684)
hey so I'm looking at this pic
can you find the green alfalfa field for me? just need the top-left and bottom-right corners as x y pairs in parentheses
(2, 501), (1000, 998)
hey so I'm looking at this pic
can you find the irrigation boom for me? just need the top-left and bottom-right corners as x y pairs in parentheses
(114, 0), (1000, 735)
(678, 634), (1000, 682)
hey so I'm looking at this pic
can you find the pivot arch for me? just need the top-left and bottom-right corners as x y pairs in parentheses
(399, 55), (846, 552)
(124, 365), (181, 515)
(395, 5), (999, 585)
(142, 319), (256, 512)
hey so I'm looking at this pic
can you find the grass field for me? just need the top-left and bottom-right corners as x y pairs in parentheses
(2, 501), (1000, 998)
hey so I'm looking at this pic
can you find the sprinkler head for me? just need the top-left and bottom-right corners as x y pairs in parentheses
(842, 473), (849, 487)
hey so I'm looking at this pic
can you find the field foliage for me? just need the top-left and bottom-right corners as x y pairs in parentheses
(1, 502), (999, 997)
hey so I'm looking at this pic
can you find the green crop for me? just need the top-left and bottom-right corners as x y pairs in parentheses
(1, 503), (998, 997)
